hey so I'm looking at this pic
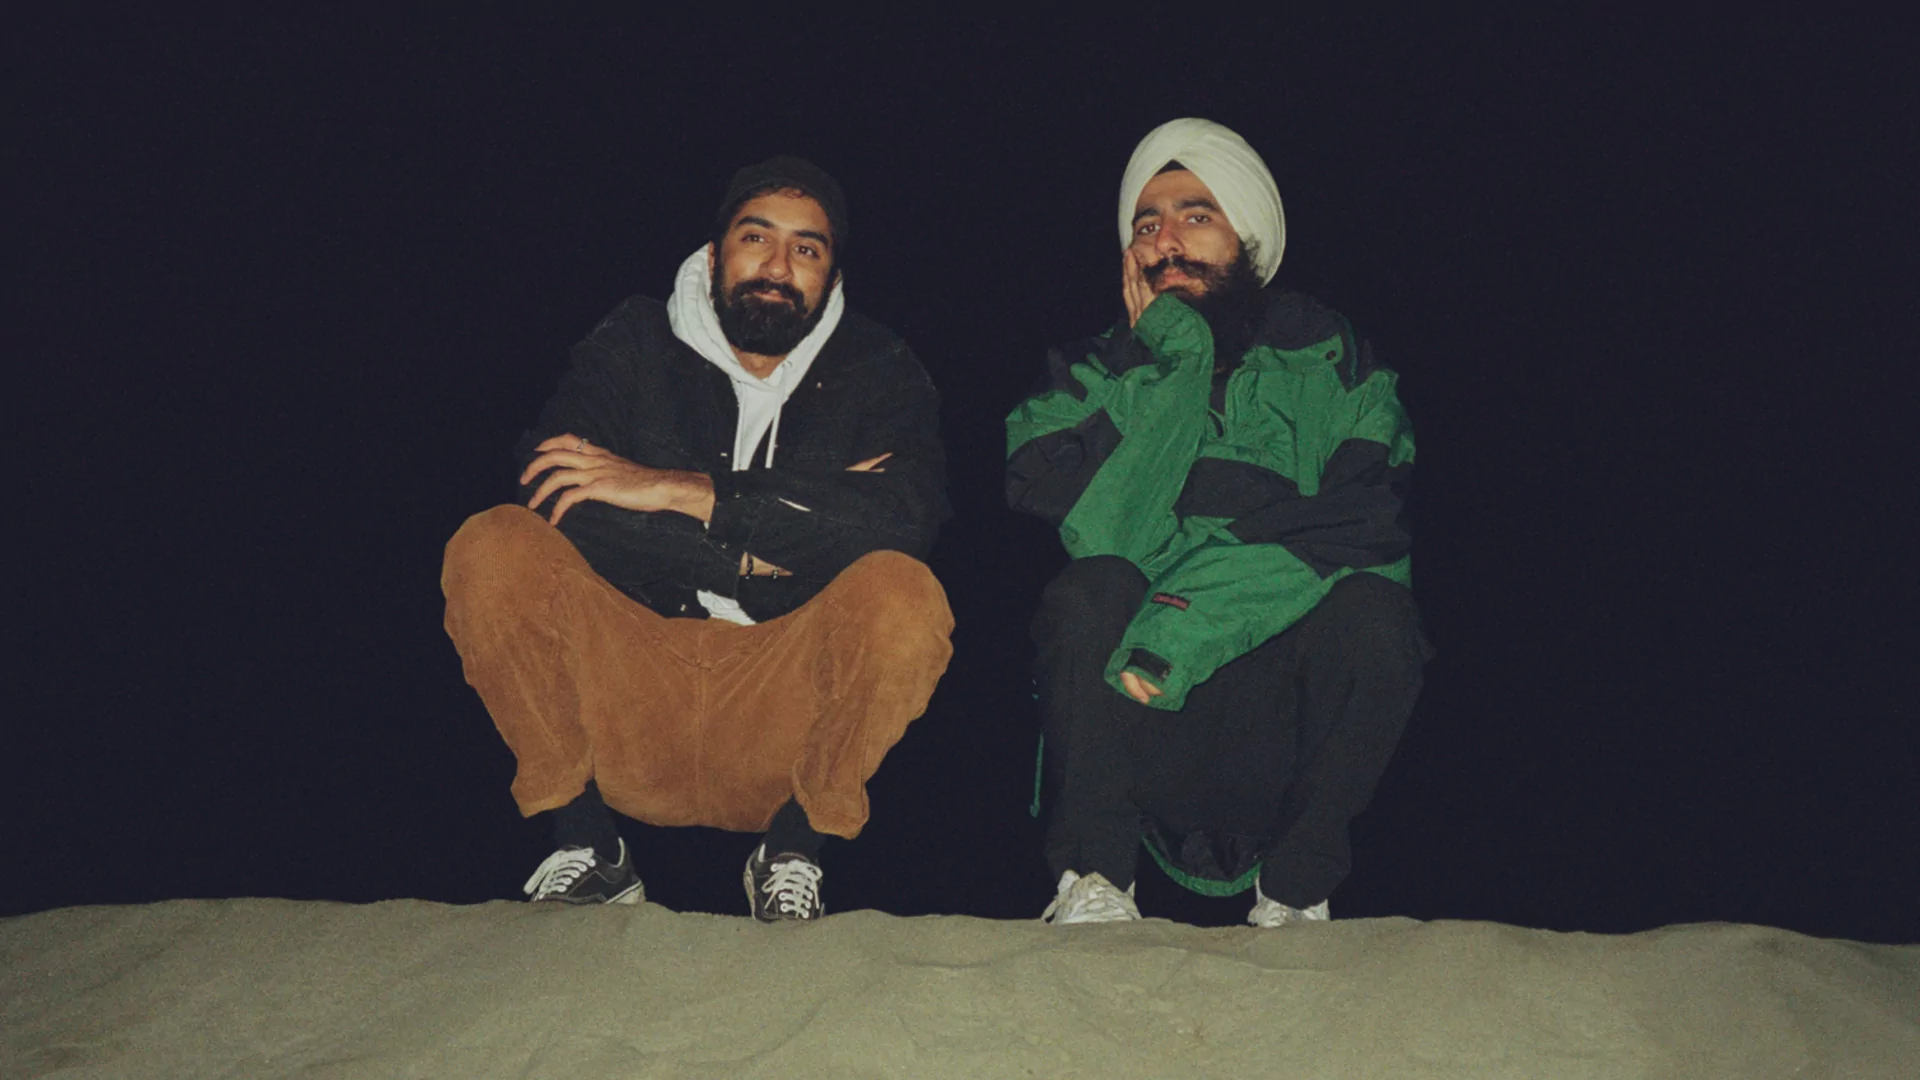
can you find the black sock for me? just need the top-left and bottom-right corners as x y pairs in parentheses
(762, 798), (827, 860)
(551, 780), (623, 861)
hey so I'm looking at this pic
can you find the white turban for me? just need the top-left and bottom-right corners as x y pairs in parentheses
(1118, 118), (1286, 285)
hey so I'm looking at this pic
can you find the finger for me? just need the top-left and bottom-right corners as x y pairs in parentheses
(534, 434), (587, 454)
(519, 452), (557, 487)
(529, 437), (604, 471)
(527, 468), (588, 512)
(545, 482), (598, 526)
(520, 450), (570, 486)
(519, 449), (604, 486)
(1123, 670), (1166, 703)
(1122, 252), (1149, 323)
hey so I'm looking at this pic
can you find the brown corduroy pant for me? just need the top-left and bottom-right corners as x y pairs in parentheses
(441, 505), (954, 839)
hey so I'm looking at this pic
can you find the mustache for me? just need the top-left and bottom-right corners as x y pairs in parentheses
(1141, 254), (1220, 287)
(728, 278), (806, 309)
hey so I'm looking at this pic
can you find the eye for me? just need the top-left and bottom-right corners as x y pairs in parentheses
(1136, 222), (1159, 237)
(796, 243), (819, 259)
(1187, 212), (1211, 225)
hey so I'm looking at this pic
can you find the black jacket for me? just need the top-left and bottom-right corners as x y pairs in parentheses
(515, 295), (948, 622)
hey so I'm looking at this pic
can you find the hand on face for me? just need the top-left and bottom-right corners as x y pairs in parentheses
(521, 435), (716, 526)
(1125, 168), (1244, 321)
(1122, 249), (1156, 327)
(1126, 248), (1237, 328)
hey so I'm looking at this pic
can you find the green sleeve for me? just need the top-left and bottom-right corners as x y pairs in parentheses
(1110, 542), (1355, 710)
(1106, 372), (1416, 710)
(1004, 295), (1216, 561)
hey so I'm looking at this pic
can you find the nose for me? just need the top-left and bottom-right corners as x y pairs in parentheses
(760, 245), (792, 280)
(1151, 224), (1183, 259)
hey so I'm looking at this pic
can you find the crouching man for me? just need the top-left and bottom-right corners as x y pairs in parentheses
(444, 156), (953, 921)
(1007, 120), (1430, 927)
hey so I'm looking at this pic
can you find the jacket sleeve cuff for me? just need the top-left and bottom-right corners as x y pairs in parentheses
(1130, 294), (1208, 364)
(701, 471), (757, 578)
(1105, 643), (1197, 712)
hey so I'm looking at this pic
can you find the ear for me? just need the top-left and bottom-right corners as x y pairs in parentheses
(706, 242), (716, 273)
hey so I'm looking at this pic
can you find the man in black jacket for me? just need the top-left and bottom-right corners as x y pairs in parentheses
(442, 157), (953, 921)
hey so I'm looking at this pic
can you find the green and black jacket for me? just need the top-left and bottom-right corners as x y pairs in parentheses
(1006, 289), (1415, 710)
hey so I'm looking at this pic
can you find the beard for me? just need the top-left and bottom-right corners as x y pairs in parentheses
(1142, 244), (1266, 367)
(712, 272), (830, 357)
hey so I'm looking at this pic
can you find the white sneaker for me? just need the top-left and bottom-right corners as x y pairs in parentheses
(1041, 870), (1141, 924)
(1247, 880), (1330, 927)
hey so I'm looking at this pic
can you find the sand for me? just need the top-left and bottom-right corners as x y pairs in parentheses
(4, 899), (1915, 1078)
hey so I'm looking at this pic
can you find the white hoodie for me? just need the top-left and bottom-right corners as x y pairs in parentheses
(665, 246), (846, 625)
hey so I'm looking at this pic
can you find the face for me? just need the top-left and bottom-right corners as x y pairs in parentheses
(1129, 169), (1243, 300)
(710, 190), (836, 356)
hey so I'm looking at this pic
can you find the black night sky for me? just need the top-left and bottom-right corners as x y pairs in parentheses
(11, 11), (1915, 943)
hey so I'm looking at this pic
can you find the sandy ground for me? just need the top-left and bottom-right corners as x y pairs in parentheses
(3, 898), (1915, 1078)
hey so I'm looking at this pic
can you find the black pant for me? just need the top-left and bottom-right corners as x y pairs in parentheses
(1033, 556), (1428, 907)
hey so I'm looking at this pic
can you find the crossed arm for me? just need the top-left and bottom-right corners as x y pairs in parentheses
(520, 435), (890, 577)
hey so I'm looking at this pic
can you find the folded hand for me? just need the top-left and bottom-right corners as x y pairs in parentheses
(521, 434), (716, 526)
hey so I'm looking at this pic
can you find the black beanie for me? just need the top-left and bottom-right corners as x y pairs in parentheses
(716, 155), (849, 256)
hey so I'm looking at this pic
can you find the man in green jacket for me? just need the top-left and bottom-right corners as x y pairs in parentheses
(1007, 118), (1431, 926)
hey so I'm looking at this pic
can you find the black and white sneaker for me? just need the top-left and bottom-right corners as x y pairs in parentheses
(522, 838), (644, 905)
(743, 843), (824, 922)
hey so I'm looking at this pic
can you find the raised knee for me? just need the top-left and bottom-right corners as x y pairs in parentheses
(442, 505), (559, 599)
(836, 551), (953, 638)
(1039, 555), (1145, 622)
(1318, 575), (1428, 667)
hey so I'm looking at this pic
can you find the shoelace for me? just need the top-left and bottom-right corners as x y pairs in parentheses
(523, 847), (599, 900)
(759, 856), (824, 917)
(1043, 872), (1138, 923)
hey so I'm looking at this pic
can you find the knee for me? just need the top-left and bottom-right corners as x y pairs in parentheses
(1039, 556), (1147, 624)
(442, 505), (560, 603)
(1314, 575), (1431, 671)
(832, 551), (954, 642)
